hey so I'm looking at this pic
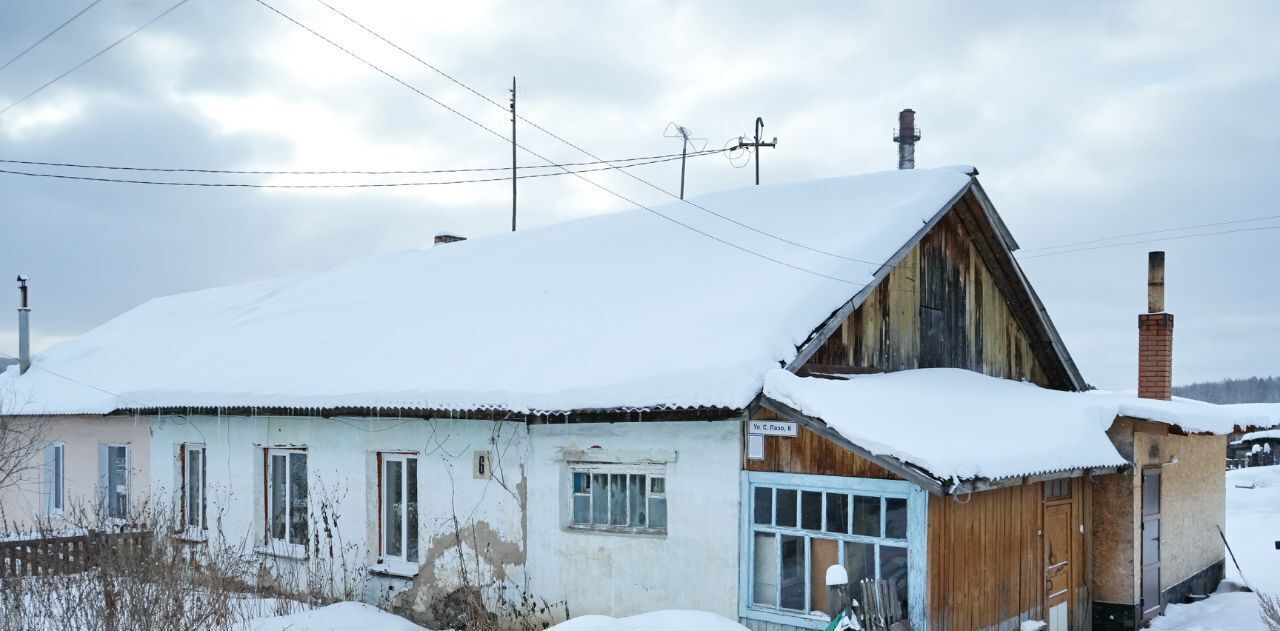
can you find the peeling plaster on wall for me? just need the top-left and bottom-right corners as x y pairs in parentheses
(1090, 416), (1228, 608)
(1093, 418), (1138, 605)
(1132, 430), (1227, 591)
(525, 420), (742, 621)
(147, 415), (528, 619)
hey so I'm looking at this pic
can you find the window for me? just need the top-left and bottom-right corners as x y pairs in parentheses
(744, 473), (924, 628)
(569, 464), (666, 533)
(44, 443), (64, 516)
(265, 448), (308, 550)
(378, 453), (419, 566)
(1044, 478), (1071, 500)
(180, 444), (207, 533)
(100, 444), (130, 520)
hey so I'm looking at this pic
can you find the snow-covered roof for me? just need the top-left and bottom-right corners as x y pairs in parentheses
(1, 168), (973, 415)
(763, 368), (1129, 482)
(1241, 429), (1280, 442)
(1084, 392), (1273, 434)
(1223, 403), (1280, 429)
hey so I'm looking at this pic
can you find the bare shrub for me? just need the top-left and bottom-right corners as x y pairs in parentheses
(0, 389), (48, 495)
(1261, 592), (1280, 631)
(0, 484), (368, 631)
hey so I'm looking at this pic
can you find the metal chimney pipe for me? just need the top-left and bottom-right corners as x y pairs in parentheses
(893, 109), (921, 170)
(1147, 251), (1165, 313)
(16, 276), (30, 374)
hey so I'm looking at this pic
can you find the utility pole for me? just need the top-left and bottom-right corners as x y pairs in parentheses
(664, 122), (705, 199)
(677, 125), (689, 199)
(510, 76), (517, 232)
(733, 117), (777, 185)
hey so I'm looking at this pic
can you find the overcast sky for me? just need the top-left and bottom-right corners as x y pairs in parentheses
(1, 0), (1277, 391)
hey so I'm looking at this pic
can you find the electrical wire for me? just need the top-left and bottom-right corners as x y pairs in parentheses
(0, 0), (194, 117)
(0, 151), (718, 188)
(1018, 213), (1280, 254)
(0, 148), (722, 175)
(0, 350), (151, 410)
(1017, 224), (1280, 260)
(0, 0), (106, 73)
(255, 0), (863, 285)
(312, 0), (878, 267)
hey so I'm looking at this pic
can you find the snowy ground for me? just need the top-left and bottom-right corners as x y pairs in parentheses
(1149, 464), (1280, 630)
(239, 602), (430, 631)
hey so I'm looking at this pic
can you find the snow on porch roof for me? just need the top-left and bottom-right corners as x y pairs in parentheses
(762, 368), (1132, 482)
(2, 168), (973, 416)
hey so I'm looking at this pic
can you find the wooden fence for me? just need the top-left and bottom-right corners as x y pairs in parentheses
(0, 531), (151, 578)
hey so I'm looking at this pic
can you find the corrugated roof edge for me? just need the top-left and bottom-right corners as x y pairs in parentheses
(95, 403), (746, 423)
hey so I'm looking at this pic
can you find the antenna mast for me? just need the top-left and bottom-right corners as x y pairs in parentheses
(732, 117), (777, 185)
(664, 122), (706, 199)
(510, 76), (517, 231)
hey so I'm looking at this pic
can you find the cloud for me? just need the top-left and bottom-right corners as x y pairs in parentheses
(0, 0), (1276, 390)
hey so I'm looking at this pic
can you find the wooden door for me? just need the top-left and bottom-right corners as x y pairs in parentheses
(1142, 468), (1163, 619)
(1044, 503), (1072, 631)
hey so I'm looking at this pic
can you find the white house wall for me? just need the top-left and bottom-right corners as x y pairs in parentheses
(525, 420), (742, 621)
(147, 413), (527, 624)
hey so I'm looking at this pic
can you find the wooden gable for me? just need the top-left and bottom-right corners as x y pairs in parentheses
(798, 188), (1080, 390)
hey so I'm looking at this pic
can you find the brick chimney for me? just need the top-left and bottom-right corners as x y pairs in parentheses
(1138, 252), (1172, 400)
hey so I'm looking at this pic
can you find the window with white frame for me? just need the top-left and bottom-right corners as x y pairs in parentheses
(44, 443), (64, 516)
(378, 453), (418, 566)
(744, 473), (923, 627)
(265, 448), (308, 550)
(568, 463), (666, 533)
(180, 444), (207, 533)
(100, 444), (130, 520)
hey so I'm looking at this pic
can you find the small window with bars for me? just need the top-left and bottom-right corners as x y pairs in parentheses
(568, 464), (666, 534)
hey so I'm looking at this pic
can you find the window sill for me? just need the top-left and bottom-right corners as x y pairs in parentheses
(255, 544), (307, 560)
(370, 560), (420, 578)
(567, 524), (667, 537)
(174, 531), (208, 544)
(740, 606), (830, 630)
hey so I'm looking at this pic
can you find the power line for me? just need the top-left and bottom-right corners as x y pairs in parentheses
(255, 0), (862, 286)
(0, 152), (715, 188)
(0, 0), (193, 117)
(0, 148), (722, 175)
(0, 0), (106, 73)
(1018, 213), (1280, 254)
(1017, 224), (1280, 260)
(0, 350), (150, 410)
(312, 0), (878, 267)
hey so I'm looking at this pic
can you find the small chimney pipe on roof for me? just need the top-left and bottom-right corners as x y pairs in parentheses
(16, 275), (30, 375)
(893, 108), (921, 170)
(1138, 252), (1173, 400)
(433, 232), (466, 246)
(1147, 251), (1165, 313)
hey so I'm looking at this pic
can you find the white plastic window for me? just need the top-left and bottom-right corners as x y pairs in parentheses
(265, 448), (308, 549)
(379, 453), (419, 565)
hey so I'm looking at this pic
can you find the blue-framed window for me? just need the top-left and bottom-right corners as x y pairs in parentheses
(568, 463), (667, 534)
(740, 472), (928, 630)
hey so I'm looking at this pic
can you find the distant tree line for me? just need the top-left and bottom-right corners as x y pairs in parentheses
(1174, 376), (1280, 403)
